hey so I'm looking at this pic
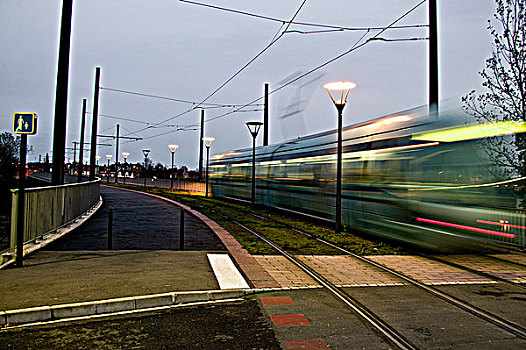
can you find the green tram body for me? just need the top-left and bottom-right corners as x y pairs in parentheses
(209, 107), (525, 250)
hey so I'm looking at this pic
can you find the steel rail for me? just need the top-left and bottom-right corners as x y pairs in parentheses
(232, 219), (418, 350)
(247, 213), (526, 340)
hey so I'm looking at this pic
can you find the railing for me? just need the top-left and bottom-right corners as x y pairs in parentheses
(10, 179), (100, 251)
(112, 177), (206, 194)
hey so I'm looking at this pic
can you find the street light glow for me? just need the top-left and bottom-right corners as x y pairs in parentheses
(105, 154), (112, 160)
(323, 81), (356, 106)
(202, 137), (215, 148)
(168, 144), (179, 153)
(121, 152), (130, 159)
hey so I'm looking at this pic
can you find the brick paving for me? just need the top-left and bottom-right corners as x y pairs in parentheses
(489, 253), (526, 266)
(436, 254), (526, 283)
(253, 256), (318, 288)
(367, 255), (496, 285)
(298, 255), (404, 287)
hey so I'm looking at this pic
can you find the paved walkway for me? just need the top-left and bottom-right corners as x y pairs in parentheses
(44, 186), (225, 251)
(2, 185), (525, 325)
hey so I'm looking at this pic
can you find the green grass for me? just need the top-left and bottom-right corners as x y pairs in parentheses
(107, 183), (406, 256)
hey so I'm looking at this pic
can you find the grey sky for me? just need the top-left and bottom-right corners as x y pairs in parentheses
(0, 0), (495, 169)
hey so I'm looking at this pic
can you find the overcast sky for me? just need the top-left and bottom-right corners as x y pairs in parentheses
(0, 0), (496, 169)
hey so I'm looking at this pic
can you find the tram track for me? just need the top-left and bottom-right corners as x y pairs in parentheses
(117, 186), (526, 347)
(238, 211), (526, 342)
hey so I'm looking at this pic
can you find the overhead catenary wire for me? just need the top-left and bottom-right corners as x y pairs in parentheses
(100, 86), (263, 108)
(189, 0), (427, 126)
(178, 0), (428, 32)
(122, 0), (309, 138)
(121, 0), (426, 140)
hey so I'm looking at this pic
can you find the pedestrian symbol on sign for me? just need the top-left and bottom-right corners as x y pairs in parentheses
(12, 113), (37, 135)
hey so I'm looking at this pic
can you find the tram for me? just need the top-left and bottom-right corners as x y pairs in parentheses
(209, 107), (526, 250)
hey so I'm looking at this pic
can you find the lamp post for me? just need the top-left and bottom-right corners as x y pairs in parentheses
(168, 144), (179, 190)
(323, 81), (356, 233)
(142, 149), (150, 182)
(246, 121), (263, 207)
(96, 155), (101, 176)
(202, 137), (214, 197)
(122, 152), (129, 184)
(82, 157), (88, 178)
(105, 154), (112, 183)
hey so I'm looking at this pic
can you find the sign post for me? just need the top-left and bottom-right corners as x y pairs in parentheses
(13, 112), (37, 267)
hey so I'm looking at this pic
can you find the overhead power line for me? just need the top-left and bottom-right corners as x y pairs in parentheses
(178, 0), (428, 32)
(124, 0), (309, 138)
(101, 86), (262, 108)
(124, 0), (426, 139)
(192, 0), (427, 126)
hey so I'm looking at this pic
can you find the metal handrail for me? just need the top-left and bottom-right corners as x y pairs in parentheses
(10, 179), (100, 251)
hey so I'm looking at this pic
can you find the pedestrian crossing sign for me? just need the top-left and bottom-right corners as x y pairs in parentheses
(13, 113), (37, 135)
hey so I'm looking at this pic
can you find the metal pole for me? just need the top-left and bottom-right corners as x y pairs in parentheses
(107, 159), (110, 183)
(336, 104), (344, 233)
(123, 159), (127, 185)
(78, 99), (87, 182)
(107, 206), (113, 250)
(16, 134), (27, 267)
(251, 136), (256, 206)
(171, 151), (174, 190)
(51, 0), (73, 186)
(179, 208), (185, 251)
(205, 147), (210, 197)
(73, 141), (77, 172)
(429, 0), (439, 116)
(115, 124), (119, 183)
(263, 83), (269, 146)
(90, 67), (101, 180)
(199, 109), (204, 180)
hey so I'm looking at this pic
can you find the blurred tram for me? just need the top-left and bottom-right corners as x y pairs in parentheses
(209, 107), (526, 250)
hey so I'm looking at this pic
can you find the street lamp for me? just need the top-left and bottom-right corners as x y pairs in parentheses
(105, 154), (112, 183)
(202, 137), (214, 197)
(142, 149), (150, 184)
(323, 81), (356, 233)
(122, 152), (129, 184)
(81, 157), (88, 178)
(246, 121), (263, 207)
(168, 144), (179, 190)
(96, 155), (101, 176)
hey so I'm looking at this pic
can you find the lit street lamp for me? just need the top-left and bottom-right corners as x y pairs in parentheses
(105, 154), (112, 183)
(168, 144), (179, 190)
(246, 121), (263, 207)
(324, 81), (356, 233)
(122, 152), (129, 184)
(202, 137), (214, 197)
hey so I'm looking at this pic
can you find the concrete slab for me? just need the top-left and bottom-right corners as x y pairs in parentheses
(0, 250), (221, 310)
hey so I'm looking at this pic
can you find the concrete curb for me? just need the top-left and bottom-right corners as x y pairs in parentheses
(0, 289), (255, 327)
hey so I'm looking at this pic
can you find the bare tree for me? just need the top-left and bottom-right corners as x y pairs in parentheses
(462, 0), (525, 179)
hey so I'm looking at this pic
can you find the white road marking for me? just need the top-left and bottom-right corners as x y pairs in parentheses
(207, 254), (250, 289)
